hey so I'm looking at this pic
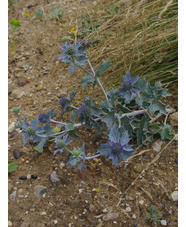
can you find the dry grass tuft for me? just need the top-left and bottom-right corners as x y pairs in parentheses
(81, 0), (178, 94)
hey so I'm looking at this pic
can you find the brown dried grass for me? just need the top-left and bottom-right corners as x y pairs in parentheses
(81, 0), (178, 94)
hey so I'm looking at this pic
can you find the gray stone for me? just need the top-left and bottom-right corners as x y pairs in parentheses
(89, 204), (95, 212)
(59, 162), (65, 169)
(125, 195), (134, 201)
(27, 174), (31, 180)
(102, 213), (119, 221)
(10, 191), (16, 200)
(41, 211), (47, 216)
(161, 220), (167, 226)
(54, 220), (58, 225)
(132, 214), (137, 219)
(12, 89), (26, 99)
(152, 139), (162, 152)
(8, 122), (15, 133)
(126, 207), (131, 212)
(50, 171), (60, 183)
(34, 185), (46, 197)
(170, 112), (178, 126)
(72, 196), (81, 208)
(21, 221), (30, 227)
(133, 164), (143, 173)
(8, 221), (13, 226)
(139, 200), (144, 205)
(18, 78), (28, 86)
(171, 191), (178, 201)
(8, 182), (14, 192)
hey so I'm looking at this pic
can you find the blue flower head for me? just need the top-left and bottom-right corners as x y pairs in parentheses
(59, 97), (70, 108)
(97, 126), (134, 165)
(19, 118), (45, 145)
(38, 108), (57, 124)
(38, 113), (50, 124)
(78, 104), (91, 121)
(59, 42), (85, 62)
(53, 134), (72, 156)
(118, 72), (141, 102)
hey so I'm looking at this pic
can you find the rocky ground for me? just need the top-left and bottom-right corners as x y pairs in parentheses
(8, 0), (178, 226)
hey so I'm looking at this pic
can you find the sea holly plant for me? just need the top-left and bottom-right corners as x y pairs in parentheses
(15, 40), (174, 170)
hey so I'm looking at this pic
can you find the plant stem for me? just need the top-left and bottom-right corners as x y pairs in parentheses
(97, 78), (111, 108)
(84, 154), (101, 160)
(78, 65), (94, 78)
(87, 59), (111, 108)
(87, 59), (95, 75)
(50, 119), (67, 126)
(70, 104), (79, 110)
(119, 110), (146, 118)
(64, 147), (71, 153)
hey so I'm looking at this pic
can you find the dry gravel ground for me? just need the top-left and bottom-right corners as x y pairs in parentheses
(8, 0), (178, 226)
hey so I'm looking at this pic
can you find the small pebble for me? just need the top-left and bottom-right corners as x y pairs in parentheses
(161, 220), (167, 226)
(54, 220), (58, 224)
(126, 207), (131, 212)
(133, 164), (142, 173)
(132, 214), (137, 219)
(50, 171), (60, 183)
(27, 174), (31, 180)
(8, 122), (15, 133)
(59, 162), (65, 169)
(19, 176), (27, 180)
(13, 149), (21, 159)
(31, 175), (37, 179)
(41, 212), (47, 216)
(171, 191), (178, 201)
(8, 221), (13, 226)
(34, 185), (46, 197)
(102, 213), (119, 221)
(139, 200), (144, 205)
(9, 133), (16, 138)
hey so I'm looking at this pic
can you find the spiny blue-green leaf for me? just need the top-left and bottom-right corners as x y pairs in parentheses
(148, 101), (166, 116)
(159, 124), (174, 140)
(65, 123), (74, 132)
(70, 110), (77, 123)
(151, 124), (160, 134)
(95, 61), (112, 79)
(77, 161), (86, 171)
(68, 64), (77, 75)
(76, 55), (88, 66)
(34, 145), (43, 153)
(8, 163), (18, 173)
(102, 111), (116, 128)
(37, 138), (47, 150)
(80, 75), (95, 89)
(60, 58), (72, 64)
(106, 89), (118, 106)
(69, 130), (79, 140)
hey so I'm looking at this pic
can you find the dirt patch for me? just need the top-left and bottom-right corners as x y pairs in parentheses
(8, 0), (178, 226)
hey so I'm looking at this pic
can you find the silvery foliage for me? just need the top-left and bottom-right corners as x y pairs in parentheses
(16, 40), (173, 170)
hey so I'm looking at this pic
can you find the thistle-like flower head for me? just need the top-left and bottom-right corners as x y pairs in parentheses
(78, 104), (91, 120)
(38, 113), (49, 124)
(19, 118), (45, 146)
(118, 72), (141, 102)
(97, 125), (134, 165)
(59, 42), (85, 62)
(59, 97), (70, 108)
(53, 134), (72, 156)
